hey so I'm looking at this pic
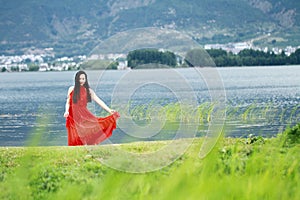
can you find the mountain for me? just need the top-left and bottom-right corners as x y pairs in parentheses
(0, 0), (299, 56)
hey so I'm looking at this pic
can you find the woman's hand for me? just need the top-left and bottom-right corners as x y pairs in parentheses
(64, 111), (69, 118)
(109, 110), (116, 115)
(110, 110), (120, 118)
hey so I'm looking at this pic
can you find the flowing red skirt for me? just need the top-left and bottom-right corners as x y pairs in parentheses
(66, 89), (119, 146)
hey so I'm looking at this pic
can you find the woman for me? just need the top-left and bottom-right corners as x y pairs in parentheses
(64, 70), (120, 146)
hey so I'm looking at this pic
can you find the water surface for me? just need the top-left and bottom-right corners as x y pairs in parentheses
(0, 66), (299, 146)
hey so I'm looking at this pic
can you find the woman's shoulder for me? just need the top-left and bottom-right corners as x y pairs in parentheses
(68, 86), (74, 94)
(88, 88), (95, 95)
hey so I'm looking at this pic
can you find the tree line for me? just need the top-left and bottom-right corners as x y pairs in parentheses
(127, 49), (177, 68)
(206, 48), (300, 67)
(127, 48), (300, 68)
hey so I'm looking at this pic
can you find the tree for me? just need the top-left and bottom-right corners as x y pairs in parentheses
(28, 65), (39, 71)
(107, 61), (118, 70)
(127, 49), (177, 68)
(185, 48), (215, 67)
(207, 49), (227, 58)
(290, 49), (300, 64)
(11, 66), (19, 72)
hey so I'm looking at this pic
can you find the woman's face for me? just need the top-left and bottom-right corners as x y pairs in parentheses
(79, 74), (86, 86)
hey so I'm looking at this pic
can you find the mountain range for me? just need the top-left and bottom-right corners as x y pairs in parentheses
(0, 0), (299, 56)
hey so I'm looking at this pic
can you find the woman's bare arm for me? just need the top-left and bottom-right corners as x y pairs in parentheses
(64, 86), (74, 117)
(90, 88), (114, 114)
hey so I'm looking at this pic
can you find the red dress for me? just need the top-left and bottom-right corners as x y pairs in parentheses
(66, 86), (119, 146)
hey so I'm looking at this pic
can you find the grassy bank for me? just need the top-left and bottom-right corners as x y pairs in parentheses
(1, 125), (300, 200)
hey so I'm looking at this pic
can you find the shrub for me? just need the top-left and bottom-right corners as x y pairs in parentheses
(280, 123), (300, 147)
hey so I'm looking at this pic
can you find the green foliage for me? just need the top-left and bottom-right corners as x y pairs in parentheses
(127, 49), (177, 68)
(79, 59), (114, 70)
(289, 49), (300, 64)
(185, 48), (214, 67)
(119, 102), (214, 130)
(0, 102), (299, 199)
(280, 123), (300, 147)
(30, 167), (64, 199)
(107, 61), (119, 70)
(245, 134), (265, 145)
(207, 48), (300, 66)
(10, 66), (19, 72)
(1, 134), (300, 199)
(28, 65), (40, 71)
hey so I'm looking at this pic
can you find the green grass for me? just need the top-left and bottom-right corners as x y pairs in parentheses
(1, 132), (300, 199)
(1, 102), (299, 199)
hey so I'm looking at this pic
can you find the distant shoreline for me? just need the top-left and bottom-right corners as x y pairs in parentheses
(1, 64), (300, 73)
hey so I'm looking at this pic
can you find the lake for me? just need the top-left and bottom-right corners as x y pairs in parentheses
(0, 66), (299, 146)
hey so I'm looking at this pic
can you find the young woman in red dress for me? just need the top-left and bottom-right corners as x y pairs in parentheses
(63, 71), (120, 146)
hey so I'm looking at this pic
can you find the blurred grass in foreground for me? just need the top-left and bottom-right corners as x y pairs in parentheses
(111, 102), (299, 133)
(0, 103), (299, 199)
(0, 124), (300, 199)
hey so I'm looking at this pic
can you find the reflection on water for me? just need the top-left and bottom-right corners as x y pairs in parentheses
(0, 66), (299, 146)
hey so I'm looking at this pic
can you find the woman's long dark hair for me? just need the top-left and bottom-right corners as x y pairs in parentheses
(73, 70), (91, 103)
